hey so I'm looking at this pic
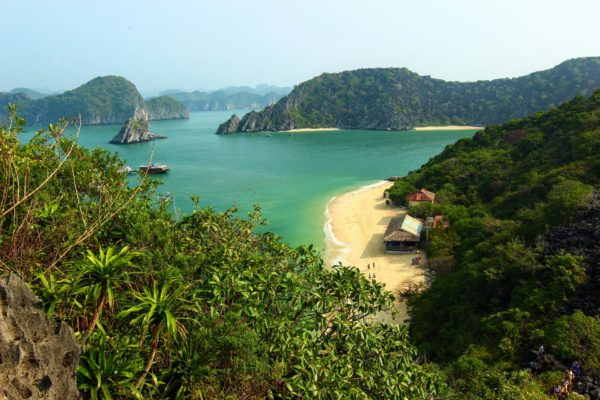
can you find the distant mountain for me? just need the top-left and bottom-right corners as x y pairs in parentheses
(216, 57), (600, 133)
(218, 84), (292, 96)
(255, 84), (292, 96)
(166, 88), (289, 112)
(0, 76), (188, 125)
(8, 88), (48, 100)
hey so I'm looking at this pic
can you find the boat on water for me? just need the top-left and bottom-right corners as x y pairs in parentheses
(138, 164), (169, 174)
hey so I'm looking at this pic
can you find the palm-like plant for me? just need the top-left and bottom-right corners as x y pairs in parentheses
(77, 334), (143, 400)
(32, 270), (75, 319)
(117, 279), (197, 388)
(74, 246), (138, 337)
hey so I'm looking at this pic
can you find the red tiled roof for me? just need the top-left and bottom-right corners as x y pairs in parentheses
(406, 189), (436, 202)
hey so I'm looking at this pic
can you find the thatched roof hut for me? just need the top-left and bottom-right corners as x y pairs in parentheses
(383, 215), (423, 253)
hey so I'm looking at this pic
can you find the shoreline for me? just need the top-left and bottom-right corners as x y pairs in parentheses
(275, 126), (481, 133)
(284, 127), (341, 132)
(324, 180), (426, 324)
(414, 125), (482, 131)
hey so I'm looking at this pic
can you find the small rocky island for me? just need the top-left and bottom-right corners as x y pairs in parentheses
(216, 114), (241, 134)
(110, 107), (166, 144)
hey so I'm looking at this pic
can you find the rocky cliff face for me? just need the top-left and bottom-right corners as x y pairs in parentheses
(216, 114), (240, 134)
(542, 192), (600, 316)
(216, 92), (299, 133)
(110, 107), (166, 144)
(0, 273), (80, 399)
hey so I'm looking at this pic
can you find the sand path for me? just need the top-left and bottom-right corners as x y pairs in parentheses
(325, 181), (426, 324)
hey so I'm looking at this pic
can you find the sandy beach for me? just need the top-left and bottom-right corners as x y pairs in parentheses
(325, 181), (426, 324)
(285, 127), (341, 132)
(415, 125), (482, 131)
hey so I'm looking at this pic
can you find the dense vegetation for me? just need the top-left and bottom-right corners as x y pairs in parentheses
(0, 105), (442, 399)
(0, 76), (188, 125)
(389, 90), (600, 398)
(217, 57), (600, 133)
(145, 95), (189, 120)
(167, 89), (287, 111)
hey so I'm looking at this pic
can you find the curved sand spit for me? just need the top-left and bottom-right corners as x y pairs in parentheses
(324, 181), (426, 324)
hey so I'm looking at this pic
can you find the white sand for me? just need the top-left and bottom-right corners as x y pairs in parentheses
(324, 181), (426, 324)
(284, 128), (340, 132)
(415, 125), (482, 131)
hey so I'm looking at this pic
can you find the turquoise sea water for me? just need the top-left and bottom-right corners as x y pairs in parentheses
(24, 111), (476, 250)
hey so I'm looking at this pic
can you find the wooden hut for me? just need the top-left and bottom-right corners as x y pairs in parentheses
(383, 215), (423, 253)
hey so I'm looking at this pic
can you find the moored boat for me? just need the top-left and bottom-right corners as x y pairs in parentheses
(138, 164), (169, 174)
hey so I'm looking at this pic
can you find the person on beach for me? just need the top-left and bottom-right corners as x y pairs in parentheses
(367, 263), (371, 270)
(372, 273), (376, 279)
(551, 384), (560, 398)
(571, 361), (581, 377)
(567, 369), (575, 390)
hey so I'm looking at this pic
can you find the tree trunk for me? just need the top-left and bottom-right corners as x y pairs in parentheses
(86, 290), (107, 336)
(136, 330), (159, 389)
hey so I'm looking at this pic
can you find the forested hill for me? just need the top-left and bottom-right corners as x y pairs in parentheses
(388, 89), (600, 398)
(0, 76), (188, 125)
(216, 57), (600, 133)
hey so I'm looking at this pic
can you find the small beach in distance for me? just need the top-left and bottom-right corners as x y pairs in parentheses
(325, 180), (425, 323)
(415, 125), (483, 131)
(284, 127), (341, 132)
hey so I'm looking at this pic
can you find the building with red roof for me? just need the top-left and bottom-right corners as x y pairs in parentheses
(406, 189), (436, 207)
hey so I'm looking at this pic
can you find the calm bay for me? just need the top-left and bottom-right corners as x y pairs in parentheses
(24, 110), (477, 250)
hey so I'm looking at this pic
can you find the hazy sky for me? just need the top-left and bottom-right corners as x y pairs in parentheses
(1, 0), (599, 94)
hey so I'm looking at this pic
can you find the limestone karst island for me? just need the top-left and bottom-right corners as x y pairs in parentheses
(1, 1), (600, 399)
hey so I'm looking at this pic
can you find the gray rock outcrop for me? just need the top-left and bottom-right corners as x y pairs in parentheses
(110, 107), (166, 144)
(216, 92), (299, 134)
(216, 114), (240, 134)
(0, 273), (80, 399)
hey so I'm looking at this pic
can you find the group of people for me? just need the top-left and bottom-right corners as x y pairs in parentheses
(551, 361), (582, 399)
(530, 345), (583, 399)
(367, 262), (376, 280)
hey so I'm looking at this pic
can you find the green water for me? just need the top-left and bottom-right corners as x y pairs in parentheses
(24, 111), (476, 249)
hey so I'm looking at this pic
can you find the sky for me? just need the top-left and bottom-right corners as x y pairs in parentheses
(1, 0), (599, 95)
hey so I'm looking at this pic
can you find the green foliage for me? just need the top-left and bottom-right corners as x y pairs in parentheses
(145, 95), (188, 120)
(231, 57), (600, 131)
(74, 246), (139, 336)
(387, 179), (416, 206)
(545, 311), (600, 376)
(77, 335), (143, 400)
(0, 76), (187, 125)
(0, 105), (444, 399)
(387, 89), (600, 396)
